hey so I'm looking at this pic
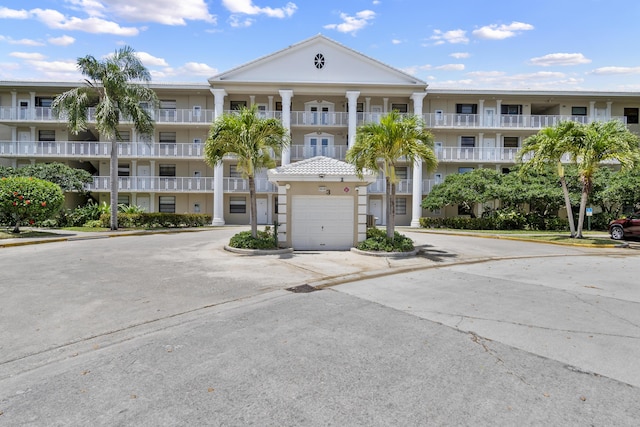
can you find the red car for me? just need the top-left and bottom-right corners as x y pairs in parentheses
(609, 212), (640, 240)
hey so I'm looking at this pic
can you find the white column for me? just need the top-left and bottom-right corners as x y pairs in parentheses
(249, 95), (255, 107)
(410, 92), (427, 228)
(10, 91), (16, 119)
(30, 92), (35, 119)
(279, 90), (293, 165)
(606, 101), (612, 120)
(346, 91), (360, 147)
(383, 98), (389, 113)
(478, 99), (485, 126)
(496, 99), (502, 124)
(210, 88), (227, 225)
(589, 101), (596, 121)
(268, 96), (274, 113)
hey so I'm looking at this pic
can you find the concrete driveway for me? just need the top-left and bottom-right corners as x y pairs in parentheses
(0, 228), (639, 425)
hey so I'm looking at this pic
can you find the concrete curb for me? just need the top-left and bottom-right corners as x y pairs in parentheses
(223, 245), (294, 255)
(350, 247), (418, 257)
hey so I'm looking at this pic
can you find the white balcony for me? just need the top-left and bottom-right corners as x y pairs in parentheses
(289, 144), (347, 161)
(85, 176), (276, 193)
(367, 179), (413, 194)
(422, 113), (627, 129)
(0, 141), (206, 158)
(436, 147), (521, 162)
(0, 107), (215, 124)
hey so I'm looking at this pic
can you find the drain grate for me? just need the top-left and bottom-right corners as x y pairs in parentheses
(286, 284), (317, 293)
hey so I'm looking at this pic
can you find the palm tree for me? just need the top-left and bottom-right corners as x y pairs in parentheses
(53, 46), (158, 230)
(571, 120), (640, 237)
(518, 121), (579, 237)
(346, 111), (437, 238)
(204, 105), (289, 238)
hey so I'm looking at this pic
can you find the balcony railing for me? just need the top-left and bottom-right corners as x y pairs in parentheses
(0, 106), (627, 131)
(367, 179), (413, 194)
(289, 144), (348, 161)
(0, 141), (206, 158)
(86, 176), (276, 193)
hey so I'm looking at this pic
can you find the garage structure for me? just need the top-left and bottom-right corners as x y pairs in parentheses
(267, 156), (376, 250)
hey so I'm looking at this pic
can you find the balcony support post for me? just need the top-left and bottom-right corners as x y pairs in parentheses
(410, 92), (427, 228)
(211, 88), (227, 226)
(279, 90), (293, 165)
(346, 91), (360, 147)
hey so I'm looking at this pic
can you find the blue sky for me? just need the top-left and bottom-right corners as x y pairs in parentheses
(1, 0), (639, 91)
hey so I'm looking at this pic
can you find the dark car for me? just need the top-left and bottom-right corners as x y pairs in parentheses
(609, 211), (640, 240)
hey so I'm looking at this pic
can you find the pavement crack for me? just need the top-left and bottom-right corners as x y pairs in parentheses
(469, 331), (530, 385)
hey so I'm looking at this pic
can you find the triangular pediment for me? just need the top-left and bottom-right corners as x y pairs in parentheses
(210, 35), (425, 87)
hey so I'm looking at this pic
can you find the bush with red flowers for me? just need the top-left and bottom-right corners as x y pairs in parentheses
(0, 177), (64, 233)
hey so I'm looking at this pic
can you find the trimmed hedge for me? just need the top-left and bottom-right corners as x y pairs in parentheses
(99, 212), (212, 228)
(419, 215), (570, 231)
(357, 227), (415, 252)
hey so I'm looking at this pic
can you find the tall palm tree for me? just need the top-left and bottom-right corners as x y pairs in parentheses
(518, 121), (579, 237)
(347, 111), (437, 238)
(571, 120), (640, 237)
(204, 105), (289, 238)
(53, 46), (158, 230)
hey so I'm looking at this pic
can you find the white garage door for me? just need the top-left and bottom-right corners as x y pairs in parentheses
(291, 196), (354, 250)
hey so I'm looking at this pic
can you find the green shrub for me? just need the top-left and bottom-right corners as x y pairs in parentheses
(357, 227), (415, 252)
(99, 212), (212, 228)
(0, 176), (64, 232)
(228, 228), (277, 249)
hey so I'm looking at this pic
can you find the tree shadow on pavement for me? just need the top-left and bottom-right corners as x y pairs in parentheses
(414, 244), (458, 263)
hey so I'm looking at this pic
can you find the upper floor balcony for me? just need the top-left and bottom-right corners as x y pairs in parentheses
(0, 140), (525, 164)
(86, 176), (276, 193)
(0, 106), (627, 131)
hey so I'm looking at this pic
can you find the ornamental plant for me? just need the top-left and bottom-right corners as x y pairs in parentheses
(0, 176), (64, 233)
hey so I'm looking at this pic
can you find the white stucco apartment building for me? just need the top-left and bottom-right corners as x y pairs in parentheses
(2, 35), (640, 248)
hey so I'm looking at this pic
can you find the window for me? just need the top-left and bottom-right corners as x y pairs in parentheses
(193, 106), (202, 118)
(572, 106), (587, 116)
(391, 103), (408, 113)
(460, 136), (475, 148)
(624, 108), (639, 124)
(230, 196), (246, 214)
(118, 164), (130, 177)
(395, 198), (407, 215)
(194, 203), (201, 213)
(456, 104), (477, 114)
(38, 130), (55, 141)
(503, 136), (519, 148)
(275, 102), (283, 112)
(501, 104), (522, 115)
(159, 164), (176, 177)
(159, 132), (176, 143)
(159, 196), (176, 213)
(458, 167), (474, 174)
(230, 101), (247, 110)
(160, 100), (176, 109)
(118, 195), (130, 205)
(346, 102), (364, 112)
(117, 131), (131, 142)
(396, 166), (408, 180)
(229, 165), (241, 178)
(274, 196), (278, 214)
(35, 97), (54, 107)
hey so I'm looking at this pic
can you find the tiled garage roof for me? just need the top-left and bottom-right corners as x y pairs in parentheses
(269, 156), (374, 177)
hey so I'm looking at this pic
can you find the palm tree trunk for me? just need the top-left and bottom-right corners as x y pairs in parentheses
(559, 176), (576, 237)
(386, 178), (395, 239)
(576, 187), (588, 238)
(110, 138), (118, 230)
(248, 175), (258, 238)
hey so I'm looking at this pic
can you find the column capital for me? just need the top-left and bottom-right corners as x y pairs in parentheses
(345, 91), (360, 102)
(410, 92), (427, 102)
(279, 89), (293, 101)
(209, 88), (227, 97)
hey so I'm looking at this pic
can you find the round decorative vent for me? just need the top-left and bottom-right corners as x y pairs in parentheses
(314, 53), (325, 69)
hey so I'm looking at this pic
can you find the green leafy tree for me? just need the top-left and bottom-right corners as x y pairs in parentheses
(570, 120), (640, 237)
(593, 167), (640, 218)
(347, 111), (437, 238)
(518, 121), (580, 237)
(204, 105), (289, 238)
(421, 168), (502, 217)
(52, 46), (158, 230)
(0, 177), (64, 233)
(0, 163), (92, 193)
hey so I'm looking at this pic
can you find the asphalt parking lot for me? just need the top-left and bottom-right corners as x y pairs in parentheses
(1, 228), (639, 425)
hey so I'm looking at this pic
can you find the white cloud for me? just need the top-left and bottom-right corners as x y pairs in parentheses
(391, 39), (402, 45)
(435, 64), (465, 71)
(590, 66), (640, 75)
(136, 52), (169, 67)
(48, 35), (75, 46)
(222, 0), (297, 18)
(0, 36), (44, 46)
(430, 29), (468, 45)
(529, 53), (591, 67)
(472, 21), (534, 40)
(179, 62), (218, 76)
(10, 52), (47, 60)
(229, 15), (254, 28)
(100, 0), (216, 25)
(324, 10), (375, 35)
(450, 52), (469, 59)
(0, 6), (29, 19)
(26, 7), (140, 36)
